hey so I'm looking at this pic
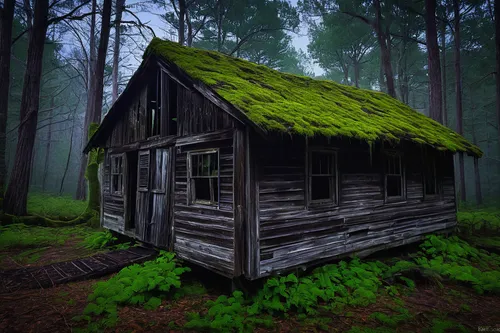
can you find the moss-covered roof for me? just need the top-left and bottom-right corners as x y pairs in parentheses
(145, 37), (482, 157)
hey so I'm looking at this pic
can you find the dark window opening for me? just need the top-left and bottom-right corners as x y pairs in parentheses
(189, 151), (219, 205)
(309, 150), (337, 204)
(126, 151), (138, 229)
(385, 153), (404, 199)
(424, 156), (438, 196)
(147, 71), (161, 137)
(168, 78), (178, 135)
(111, 155), (124, 195)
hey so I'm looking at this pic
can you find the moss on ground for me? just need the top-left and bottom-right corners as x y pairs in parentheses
(144, 38), (481, 157)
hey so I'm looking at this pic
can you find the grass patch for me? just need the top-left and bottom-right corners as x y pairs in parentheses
(27, 193), (87, 220)
(0, 224), (97, 250)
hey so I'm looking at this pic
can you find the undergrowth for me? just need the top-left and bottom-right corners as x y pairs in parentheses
(457, 206), (500, 235)
(75, 251), (189, 331)
(0, 224), (95, 249)
(184, 235), (500, 332)
(27, 193), (87, 220)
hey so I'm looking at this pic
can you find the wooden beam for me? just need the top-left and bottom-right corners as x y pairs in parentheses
(233, 127), (245, 277)
(176, 129), (234, 147)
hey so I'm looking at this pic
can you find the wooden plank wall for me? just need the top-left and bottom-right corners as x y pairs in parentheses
(256, 137), (457, 276)
(172, 85), (239, 277)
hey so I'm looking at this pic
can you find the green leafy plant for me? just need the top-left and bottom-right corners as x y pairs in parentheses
(83, 230), (117, 249)
(77, 251), (189, 330)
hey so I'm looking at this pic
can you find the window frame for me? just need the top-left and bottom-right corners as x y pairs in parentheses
(110, 154), (124, 196)
(187, 149), (220, 208)
(306, 148), (339, 207)
(423, 152), (440, 200)
(383, 151), (406, 202)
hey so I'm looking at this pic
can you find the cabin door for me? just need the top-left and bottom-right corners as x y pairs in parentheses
(135, 148), (172, 248)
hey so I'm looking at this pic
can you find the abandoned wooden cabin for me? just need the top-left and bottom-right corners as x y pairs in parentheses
(84, 38), (482, 280)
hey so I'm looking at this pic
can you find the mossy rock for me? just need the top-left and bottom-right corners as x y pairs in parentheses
(143, 38), (481, 157)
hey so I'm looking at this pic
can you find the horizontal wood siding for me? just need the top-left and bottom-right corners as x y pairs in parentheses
(174, 137), (236, 277)
(257, 138), (457, 276)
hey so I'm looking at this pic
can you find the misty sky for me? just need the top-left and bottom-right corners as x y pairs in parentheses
(130, 0), (324, 75)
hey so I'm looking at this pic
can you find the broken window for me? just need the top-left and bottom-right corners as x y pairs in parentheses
(385, 153), (405, 200)
(308, 150), (337, 205)
(111, 155), (124, 195)
(188, 150), (219, 206)
(424, 154), (438, 197)
(147, 71), (161, 137)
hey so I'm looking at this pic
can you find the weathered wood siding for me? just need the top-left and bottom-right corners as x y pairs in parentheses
(256, 137), (457, 276)
(172, 85), (239, 277)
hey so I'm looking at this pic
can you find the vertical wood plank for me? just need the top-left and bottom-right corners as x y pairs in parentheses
(233, 128), (245, 277)
(244, 128), (260, 278)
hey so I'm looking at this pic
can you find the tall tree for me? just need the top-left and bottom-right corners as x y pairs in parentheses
(425, 0), (443, 123)
(76, 0), (97, 200)
(4, 0), (50, 215)
(495, 0), (500, 150)
(0, 0), (15, 203)
(451, 0), (466, 202)
(440, 20), (447, 125)
(76, 0), (112, 200)
(112, 0), (126, 103)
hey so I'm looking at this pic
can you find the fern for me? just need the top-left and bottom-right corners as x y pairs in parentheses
(78, 251), (189, 330)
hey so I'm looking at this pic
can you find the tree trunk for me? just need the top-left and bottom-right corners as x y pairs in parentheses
(0, 0), (15, 203)
(60, 118), (75, 195)
(4, 0), (49, 215)
(76, 0), (97, 200)
(42, 97), (54, 192)
(374, 0), (396, 98)
(186, 9), (193, 46)
(452, 0), (466, 202)
(178, 0), (186, 45)
(112, 0), (126, 103)
(425, 0), (443, 123)
(93, 0), (112, 124)
(440, 20), (448, 126)
(473, 157), (482, 206)
(495, 0), (500, 150)
(353, 60), (360, 88)
(471, 113), (483, 206)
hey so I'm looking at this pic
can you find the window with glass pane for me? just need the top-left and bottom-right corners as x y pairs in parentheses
(309, 151), (337, 204)
(189, 151), (219, 205)
(385, 154), (404, 199)
(424, 156), (438, 196)
(111, 155), (124, 195)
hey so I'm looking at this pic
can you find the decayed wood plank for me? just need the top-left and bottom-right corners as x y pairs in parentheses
(233, 128), (245, 277)
(176, 129), (234, 146)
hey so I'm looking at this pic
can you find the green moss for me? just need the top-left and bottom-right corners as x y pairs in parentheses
(145, 38), (482, 157)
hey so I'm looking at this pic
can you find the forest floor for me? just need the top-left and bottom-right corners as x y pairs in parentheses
(0, 195), (499, 333)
